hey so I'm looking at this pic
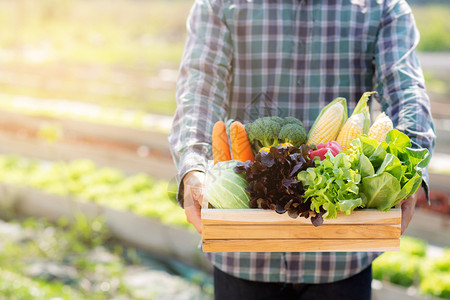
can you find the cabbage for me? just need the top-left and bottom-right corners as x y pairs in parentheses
(205, 160), (250, 209)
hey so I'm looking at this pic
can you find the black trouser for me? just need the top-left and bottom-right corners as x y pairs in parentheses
(213, 264), (372, 300)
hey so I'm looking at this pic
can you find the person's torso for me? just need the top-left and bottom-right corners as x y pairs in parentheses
(223, 0), (383, 130)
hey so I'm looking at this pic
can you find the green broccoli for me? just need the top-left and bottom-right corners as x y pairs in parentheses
(283, 116), (304, 127)
(279, 123), (307, 147)
(270, 116), (285, 127)
(245, 116), (307, 151)
(246, 116), (282, 148)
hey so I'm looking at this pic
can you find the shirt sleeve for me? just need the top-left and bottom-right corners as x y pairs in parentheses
(373, 0), (436, 202)
(168, 0), (233, 207)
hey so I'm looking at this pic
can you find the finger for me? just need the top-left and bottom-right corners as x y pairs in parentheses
(185, 204), (203, 234)
(400, 191), (419, 234)
(401, 202), (414, 234)
(183, 172), (205, 233)
(183, 186), (203, 233)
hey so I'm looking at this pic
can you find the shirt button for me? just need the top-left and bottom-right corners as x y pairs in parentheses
(297, 77), (304, 86)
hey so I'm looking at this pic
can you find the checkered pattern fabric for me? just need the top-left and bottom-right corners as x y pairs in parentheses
(168, 0), (435, 283)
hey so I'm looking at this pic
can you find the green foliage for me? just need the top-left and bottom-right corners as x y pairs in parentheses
(400, 235), (427, 257)
(0, 154), (190, 229)
(373, 237), (428, 287)
(372, 251), (421, 287)
(348, 130), (430, 211)
(298, 152), (363, 218)
(412, 5), (450, 52)
(0, 269), (83, 300)
(373, 236), (450, 299)
(0, 215), (130, 299)
(420, 273), (450, 299)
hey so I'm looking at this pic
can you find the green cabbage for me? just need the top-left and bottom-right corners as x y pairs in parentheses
(205, 160), (250, 209)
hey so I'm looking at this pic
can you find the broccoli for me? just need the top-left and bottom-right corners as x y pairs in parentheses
(283, 116), (304, 127)
(278, 123), (307, 147)
(246, 116), (307, 151)
(270, 116), (285, 127)
(246, 116), (282, 148)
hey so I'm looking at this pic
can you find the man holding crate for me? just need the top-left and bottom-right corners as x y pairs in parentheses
(169, 0), (435, 299)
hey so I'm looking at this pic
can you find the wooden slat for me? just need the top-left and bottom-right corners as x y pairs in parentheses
(202, 224), (401, 240)
(202, 239), (400, 253)
(201, 208), (401, 225)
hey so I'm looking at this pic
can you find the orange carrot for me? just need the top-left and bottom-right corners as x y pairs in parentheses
(230, 121), (255, 162)
(212, 121), (231, 164)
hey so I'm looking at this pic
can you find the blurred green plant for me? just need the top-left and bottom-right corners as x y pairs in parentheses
(419, 250), (450, 299)
(373, 236), (450, 299)
(0, 154), (190, 229)
(0, 214), (133, 299)
(412, 5), (450, 52)
(37, 122), (63, 144)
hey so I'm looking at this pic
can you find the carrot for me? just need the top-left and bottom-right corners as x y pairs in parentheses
(230, 121), (255, 162)
(212, 120), (231, 164)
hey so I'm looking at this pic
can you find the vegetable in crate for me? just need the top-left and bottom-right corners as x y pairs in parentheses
(298, 151), (365, 224)
(349, 129), (431, 211)
(298, 129), (431, 219)
(230, 121), (255, 162)
(307, 97), (347, 146)
(245, 116), (307, 152)
(205, 160), (250, 209)
(308, 140), (343, 161)
(336, 91), (373, 151)
(234, 144), (316, 222)
(212, 121), (231, 165)
(368, 112), (393, 143)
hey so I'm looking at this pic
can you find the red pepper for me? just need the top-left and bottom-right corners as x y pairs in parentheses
(308, 141), (343, 160)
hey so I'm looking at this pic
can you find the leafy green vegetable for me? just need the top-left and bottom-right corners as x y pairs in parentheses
(298, 129), (431, 216)
(298, 152), (364, 220)
(349, 129), (431, 211)
(361, 172), (401, 211)
(205, 160), (250, 209)
(358, 153), (374, 178)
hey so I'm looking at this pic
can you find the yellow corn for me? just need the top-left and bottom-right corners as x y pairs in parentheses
(335, 91), (374, 150)
(307, 98), (347, 145)
(336, 112), (366, 150)
(368, 112), (393, 142)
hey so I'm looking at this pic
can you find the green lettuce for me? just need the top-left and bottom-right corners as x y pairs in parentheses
(351, 129), (430, 211)
(298, 152), (364, 219)
(298, 129), (431, 217)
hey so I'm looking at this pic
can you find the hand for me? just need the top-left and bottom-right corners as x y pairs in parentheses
(400, 188), (421, 234)
(183, 171), (206, 233)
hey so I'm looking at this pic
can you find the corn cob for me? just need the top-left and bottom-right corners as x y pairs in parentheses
(307, 97), (347, 146)
(368, 112), (393, 142)
(336, 91), (374, 151)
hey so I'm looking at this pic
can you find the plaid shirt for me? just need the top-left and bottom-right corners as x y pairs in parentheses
(169, 0), (436, 283)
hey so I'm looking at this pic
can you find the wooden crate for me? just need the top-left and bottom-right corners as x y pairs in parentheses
(201, 198), (401, 252)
